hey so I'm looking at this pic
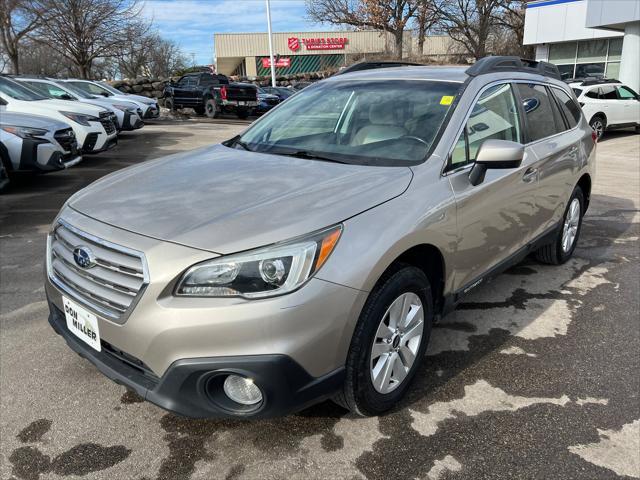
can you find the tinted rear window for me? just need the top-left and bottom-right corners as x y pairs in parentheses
(516, 83), (562, 142)
(552, 88), (582, 128)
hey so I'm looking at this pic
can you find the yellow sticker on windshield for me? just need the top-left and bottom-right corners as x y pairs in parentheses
(440, 95), (454, 105)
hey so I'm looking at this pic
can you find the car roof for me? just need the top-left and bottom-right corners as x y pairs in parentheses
(325, 65), (469, 83)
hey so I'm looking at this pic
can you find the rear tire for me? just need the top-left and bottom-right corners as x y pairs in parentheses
(535, 187), (584, 265)
(205, 99), (219, 118)
(193, 106), (205, 116)
(0, 158), (10, 193)
(335, 265), (433, 416)
(589, 116), (606, 141)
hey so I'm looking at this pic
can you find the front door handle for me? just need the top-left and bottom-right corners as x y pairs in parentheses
(523, 167), (538, 183)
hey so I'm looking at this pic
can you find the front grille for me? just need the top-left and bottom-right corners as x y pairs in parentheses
(54, 128), (77, 152)
(48, 221), (148, 322)
(98, 111), (116, 134)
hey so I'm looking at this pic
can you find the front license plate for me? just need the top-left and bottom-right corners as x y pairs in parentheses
(63, 296), (101, 352)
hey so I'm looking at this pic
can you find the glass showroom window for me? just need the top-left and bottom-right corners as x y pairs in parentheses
(548, 38), (623, 80)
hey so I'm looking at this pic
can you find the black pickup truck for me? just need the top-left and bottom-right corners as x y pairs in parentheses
(163, 72), (258, 119)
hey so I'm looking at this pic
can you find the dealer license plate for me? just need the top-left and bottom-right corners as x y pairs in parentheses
(63, 296), (101, 352)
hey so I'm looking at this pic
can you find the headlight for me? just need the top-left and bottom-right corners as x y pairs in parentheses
(176, 225), (342, 298)
(0, 125), (48, 139)
(59, 111), (99, 126)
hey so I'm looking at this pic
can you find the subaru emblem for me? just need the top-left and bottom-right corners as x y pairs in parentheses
(73, 246), (96, 269)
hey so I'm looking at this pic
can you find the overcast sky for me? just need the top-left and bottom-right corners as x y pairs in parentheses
(141, 0), (337, 65)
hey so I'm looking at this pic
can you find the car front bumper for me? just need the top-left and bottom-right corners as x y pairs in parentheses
(47, 302), (345, 418)
(44, 209), (366, 417)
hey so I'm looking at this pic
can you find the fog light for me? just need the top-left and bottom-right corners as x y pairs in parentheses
(223, 375), (263, 405)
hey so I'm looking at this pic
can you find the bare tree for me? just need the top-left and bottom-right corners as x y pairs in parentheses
(414, 0), (438, 56)
(17, 37), (76, 76)
(0, 0), (41, 74)
(32, 0), (144, 78)
(432, 0), (504, 60)
(144, 35), (188, 78)
(114, 22), (155, 78)
(307, 0), (419, 58)
(495, 0), (533, 58)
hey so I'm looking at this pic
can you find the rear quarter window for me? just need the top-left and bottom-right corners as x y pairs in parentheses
(516, 83), (562, 142)
(552, 88), (582, 128)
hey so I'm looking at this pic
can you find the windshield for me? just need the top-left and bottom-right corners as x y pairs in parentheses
(98, 82), (123, 95)
(237, 80), (461, 166)
(69, 81), (112, 97)
(0, 77), (48, 101)
(59, 82), (94, 99)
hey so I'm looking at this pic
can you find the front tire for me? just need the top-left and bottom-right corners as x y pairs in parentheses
(535, 187), (584, 265)
(0, 158), (11, 193)
(335, 265), (433, 416)
(590, 116), (606, 141)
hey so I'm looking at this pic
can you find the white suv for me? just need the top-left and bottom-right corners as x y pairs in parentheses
(0, 77), (118, 153)
(570, 80), (640, 140)
(17, 77), (143, 132)
(65, 79), (160, 119)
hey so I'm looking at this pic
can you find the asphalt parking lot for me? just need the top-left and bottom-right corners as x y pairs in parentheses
(1, 121), (638, 480)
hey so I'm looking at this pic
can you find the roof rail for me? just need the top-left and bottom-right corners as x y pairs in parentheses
(336, 60), (422, 76)
(580, 78), (621, 86)
(466, 56), (561, 81)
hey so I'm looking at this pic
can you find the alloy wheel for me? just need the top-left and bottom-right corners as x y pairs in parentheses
(370, 292), (424, 394)
(591, 119), (604, 139)
(562, 198), (581, 253)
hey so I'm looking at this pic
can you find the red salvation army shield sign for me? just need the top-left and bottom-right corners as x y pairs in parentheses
(288, 37), (300, 51)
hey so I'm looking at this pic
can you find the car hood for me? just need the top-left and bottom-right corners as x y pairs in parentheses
(121, 93), (156, 105)
(69, 144), (413, 253)
(35, 98), (107, 115)
(0, 111), (71, 131)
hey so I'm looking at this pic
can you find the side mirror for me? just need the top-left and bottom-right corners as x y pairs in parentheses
(60, 94), (74, 100)
(100, 92), (110, 97)
(469, 139), (524, 186)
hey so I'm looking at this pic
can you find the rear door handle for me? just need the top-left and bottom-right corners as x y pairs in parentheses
(523, 167), (538, 183)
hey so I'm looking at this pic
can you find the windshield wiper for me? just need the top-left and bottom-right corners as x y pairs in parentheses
(226, 135), (253, 152)
(274, 150), (347, 164)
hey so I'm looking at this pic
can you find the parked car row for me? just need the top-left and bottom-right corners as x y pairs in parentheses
(0, 75), (160, 192)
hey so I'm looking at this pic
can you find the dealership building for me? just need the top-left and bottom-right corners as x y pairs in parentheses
(213, 30), (456, 77)
(524, 0), (640, 91)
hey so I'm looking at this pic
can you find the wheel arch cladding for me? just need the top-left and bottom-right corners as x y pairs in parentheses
(577, 173), (592, 211)
(388, 244), (445, 313)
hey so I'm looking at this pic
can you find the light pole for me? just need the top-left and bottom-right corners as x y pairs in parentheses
(265, 0), (277, 87)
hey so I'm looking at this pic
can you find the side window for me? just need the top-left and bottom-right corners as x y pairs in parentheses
(449, 83), (521, 169)
(516, 83), (562, 142)
(552, 88), (582, 128)
(585, 89), (599, 99)
(177, 77), (190, 86)
(617, 86), (638, 100)
(599, 86), (618, 100)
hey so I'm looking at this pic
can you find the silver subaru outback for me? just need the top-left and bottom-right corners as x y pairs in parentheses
(45, 57), (595, 418)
